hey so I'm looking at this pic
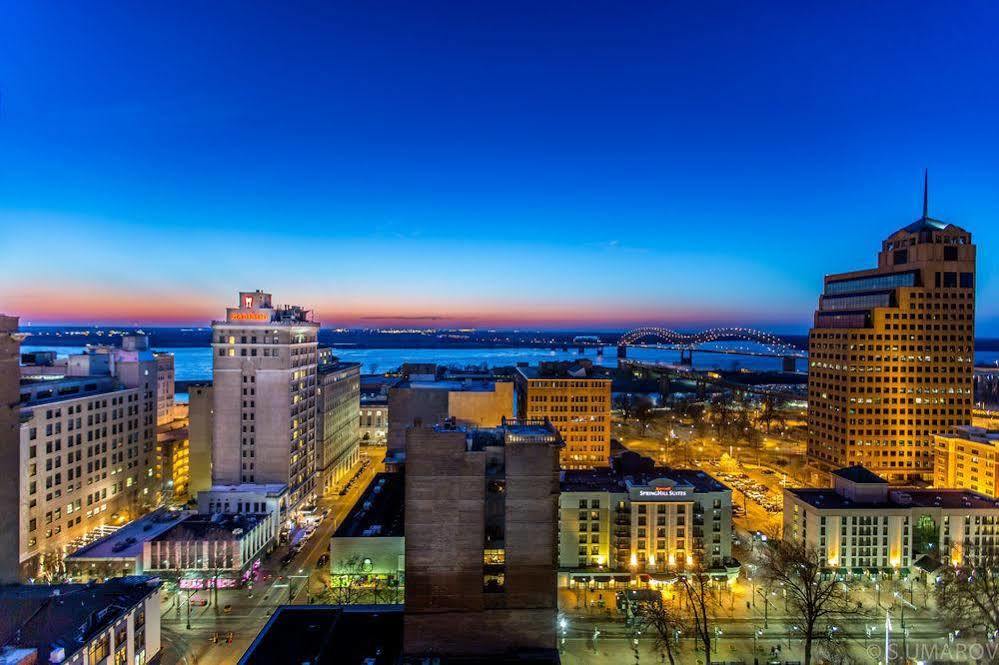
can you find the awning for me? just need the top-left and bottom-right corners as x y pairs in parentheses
(851, 568), (864, 576)
(898, 568), (910, 578)
(868, 567), (880, 576)
(613, 575), (632, 583)
(572, 575), (592, 583)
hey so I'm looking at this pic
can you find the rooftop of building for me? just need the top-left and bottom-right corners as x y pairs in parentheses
(318, 359), (362, 374)
(204, 482), (288, 496)
(238, 605), (403, 665)
(516, 360), (612, 381)
(433, 418), (563, 450)
(788, 486), (999, 511)
(18, 375), (123, 407)
(0, 576), (160, 662)
(67, 509), (191, 561)
(333, 473), (404, 538)
(936, 425), (999, 444)
(561, 466), (730, 494)
(832, 466), (888, 485)
(152, 512), (270, 542)
(394, 378), (504, 392)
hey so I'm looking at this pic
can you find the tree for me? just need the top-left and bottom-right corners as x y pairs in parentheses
(633, 396), (656, 434)
(756, 393), (786, 435)
(935, 545), (999, 642)
(758, 537), (860, 665)
(329, 555), (371, 605)
(708, 394), (737, 443)
(635, 597), (683, 665)
(676, 558), (718, 665)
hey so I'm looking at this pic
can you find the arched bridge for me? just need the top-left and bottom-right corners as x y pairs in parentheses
(617, 326), (805, 369)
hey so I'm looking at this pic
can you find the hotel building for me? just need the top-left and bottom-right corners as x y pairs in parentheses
(316, 357), (361, 496)
(17, 337), (160, 580)
(559, 463), (736, 587)
(784, 466), (999, 572)
(934, 425), (999, 497)
(808, 185), (975, 482)
(515, 361), (612, 469)
(404, 419), (562, 658)
(211, 290), (319, 513)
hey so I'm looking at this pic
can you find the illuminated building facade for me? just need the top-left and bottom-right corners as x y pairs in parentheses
(316, 359), (361, 496)
(558, 466), (735, 587)
(187, 384), (213, 496)
(784, 466), (998, 571)
(808, 185), (976, 482)
(17, 337), (159, 580)
(514, 361), (611, 469)
(211, 290), (319, 513)
(934, 426), (999, 497)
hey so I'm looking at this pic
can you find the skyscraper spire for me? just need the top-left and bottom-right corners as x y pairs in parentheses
(922, 168), (929, 219)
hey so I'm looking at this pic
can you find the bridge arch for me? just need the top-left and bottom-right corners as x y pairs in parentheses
(617, 326), (799, 356)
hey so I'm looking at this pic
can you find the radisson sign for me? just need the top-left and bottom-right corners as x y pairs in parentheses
(230, 312), (270, 322)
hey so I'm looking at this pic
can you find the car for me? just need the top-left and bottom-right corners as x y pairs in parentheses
(317, 553), (329, 567)
(280, 552), (296, 566)
(189, 597), (208, 607)
(223, 604), (232, 614)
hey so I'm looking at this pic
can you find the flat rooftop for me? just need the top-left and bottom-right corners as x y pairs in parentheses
(788, 487), (999, 511)
(396, 379), (501, 391)
(239, 605), (403, 665)
(516, 363), (611, 380)
(334, 473), (404, 538)
(205, 483), (288, 496)
(434, 419), (563, 450)
(67, 509), (191, 561)
(153, 513), (269, 542)
(319, 360), (362, 374)
(562, 467), (729, 494)
(18, 375), (123, 406)
(0, 577), (160, 660)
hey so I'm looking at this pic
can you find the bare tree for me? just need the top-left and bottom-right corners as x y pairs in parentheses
(758, 537), (860, 665)
(676, 558), (718, 665)
(328, 555), (370, 605)
(635, 597), (683, 665)
(936, 544), (999, 643)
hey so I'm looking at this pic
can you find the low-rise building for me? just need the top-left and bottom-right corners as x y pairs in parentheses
(387, 378), (513, 457)
(559, 462), (736, 588)
(143, 512), (278, 588)
(65, 508), (190, 581)
(934, 425), (999, 497)
(784, 466), (999, 573)
(329, 472), (404, 603)
(0, 576), (161, 665)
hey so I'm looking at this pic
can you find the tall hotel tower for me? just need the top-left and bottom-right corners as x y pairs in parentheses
(212, 291), (319, 512)
(808, 176), (975, 483)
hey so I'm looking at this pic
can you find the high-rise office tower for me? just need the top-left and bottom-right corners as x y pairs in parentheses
(808, 176), (975, 482)
(211, 291), (319, 512)
(404, 419), (562, 658)
(0, 315), (21, 582)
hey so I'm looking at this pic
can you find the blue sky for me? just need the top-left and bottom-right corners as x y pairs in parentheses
(1, 1), (998, 332)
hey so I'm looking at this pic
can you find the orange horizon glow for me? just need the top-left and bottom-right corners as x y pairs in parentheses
(3, 285), (806, 331)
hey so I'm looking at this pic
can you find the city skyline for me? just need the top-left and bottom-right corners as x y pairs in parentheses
(3, 2), (999, 333)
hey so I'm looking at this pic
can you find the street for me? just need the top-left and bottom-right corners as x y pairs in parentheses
(158, 445), (386, 665)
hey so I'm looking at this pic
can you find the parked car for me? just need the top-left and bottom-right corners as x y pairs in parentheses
(317, 553), (329, 568)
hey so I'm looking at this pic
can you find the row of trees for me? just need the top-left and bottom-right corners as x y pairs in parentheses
(636, 537), (999, 665)
(636, 539), (859, 665)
